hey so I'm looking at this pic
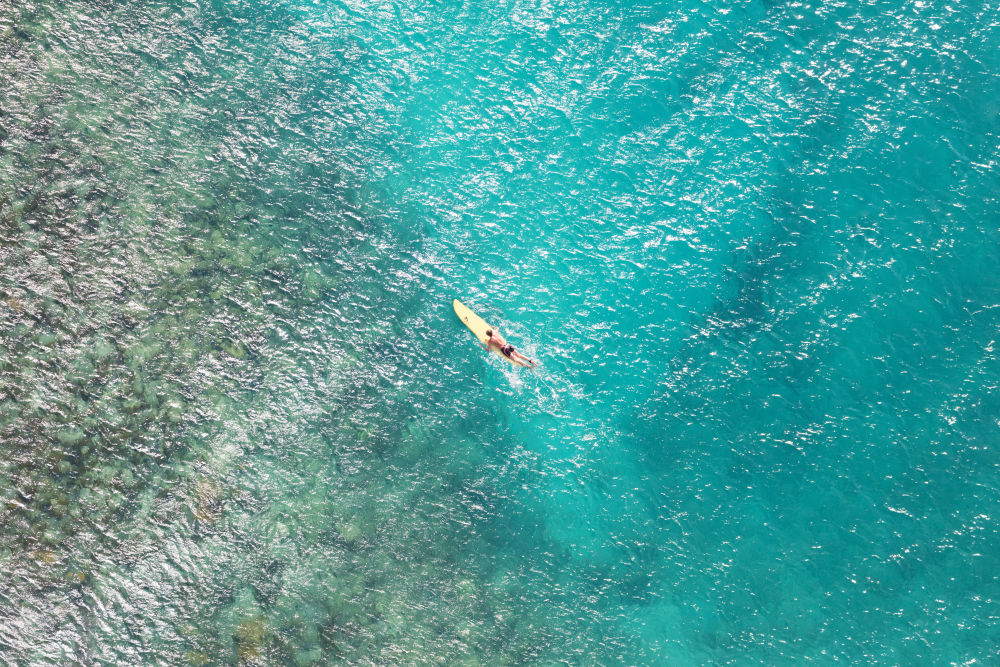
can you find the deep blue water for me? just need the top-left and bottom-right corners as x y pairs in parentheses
(1, 0), (999, 663)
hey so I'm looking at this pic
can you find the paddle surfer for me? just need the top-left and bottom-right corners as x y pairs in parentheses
(483, 328), (536, 369)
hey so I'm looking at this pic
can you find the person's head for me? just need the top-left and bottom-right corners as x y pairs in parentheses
(485, 329), (492, 338)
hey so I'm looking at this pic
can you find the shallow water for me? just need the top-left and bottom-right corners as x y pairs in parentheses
(1, 0), (999, 663)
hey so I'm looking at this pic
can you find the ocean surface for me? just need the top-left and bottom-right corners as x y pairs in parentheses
(1, 0), (998, 663)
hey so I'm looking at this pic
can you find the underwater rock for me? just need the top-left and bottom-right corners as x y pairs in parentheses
(65, 570), (87, 584)
(32, 549), (58, 565)
(5, 296), (25, 313)
(55, 428), (85, 446)
(38, 527), (62, 549)
(234, 614), (269, 663)
(172, 261), (194, 278)
(189, 477), (224, 523)
(163, 398), (185, 423)
(130, 339), (161, 364)
(293, 646), (322, 666)
(454, 652), (483, 667)
(184, 650), (211, 666)
(68, 356), (94, 385)
(92, 338), (114, 361)
(336, 518), (363, 544)
(221, 340), (247, 360)
(299, 268), (332, 302)
(193, 191), (216, 211)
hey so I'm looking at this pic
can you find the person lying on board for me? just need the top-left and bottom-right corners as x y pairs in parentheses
(483, 328), (536, 369)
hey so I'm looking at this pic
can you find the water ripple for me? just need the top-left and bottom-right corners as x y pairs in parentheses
(2, 0), (999, 663)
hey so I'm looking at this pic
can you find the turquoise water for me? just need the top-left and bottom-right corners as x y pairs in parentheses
(1, 0), (999, 662)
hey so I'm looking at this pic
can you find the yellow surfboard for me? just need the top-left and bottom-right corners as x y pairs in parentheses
(453, 299), (518, 366)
